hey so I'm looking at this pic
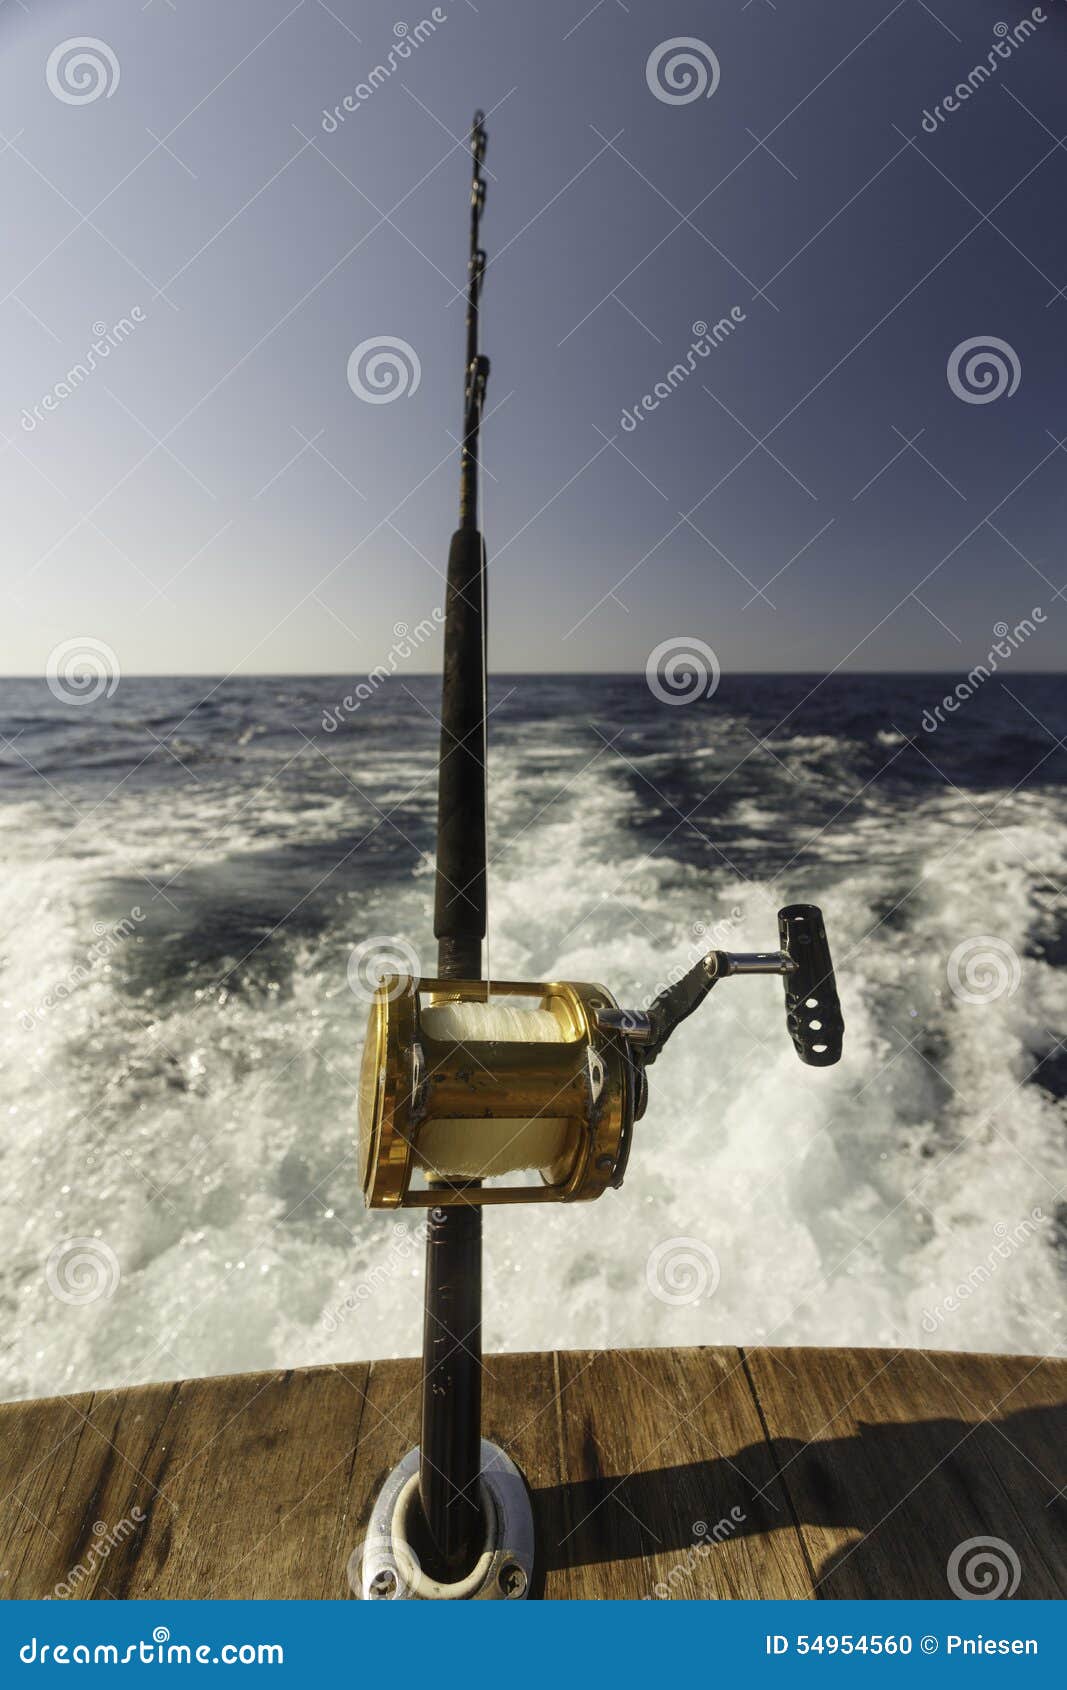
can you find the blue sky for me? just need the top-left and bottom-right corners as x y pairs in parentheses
(2, 0), (1066, 674)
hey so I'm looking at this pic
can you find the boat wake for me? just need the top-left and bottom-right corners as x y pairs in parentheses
(0, 672), (1064, 1400)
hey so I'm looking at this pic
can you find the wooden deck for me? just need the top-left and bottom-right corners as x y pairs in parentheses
(1, 1346), (1064, 1599)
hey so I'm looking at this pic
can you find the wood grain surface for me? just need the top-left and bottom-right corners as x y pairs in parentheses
(1, 1346), (1062, 1599)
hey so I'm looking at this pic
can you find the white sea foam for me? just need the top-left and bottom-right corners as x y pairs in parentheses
(0, 726), (1064, 1403)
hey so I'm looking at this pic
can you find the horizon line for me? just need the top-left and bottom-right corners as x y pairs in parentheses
(2, 668), (1066, 680)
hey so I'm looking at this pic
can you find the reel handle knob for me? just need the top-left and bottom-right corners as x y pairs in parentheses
(778, 904), (844, 1067)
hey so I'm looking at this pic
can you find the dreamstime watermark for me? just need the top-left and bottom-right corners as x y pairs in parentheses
(347, 336), (421, 404)
(601, 909), (763, 1051)
(947, 935), (1022, 1004)
(19, 908), (145, 1032)
(920, 1208), (1045, 1334)
(321, 12), (447, 131)
(947, 1536), (1022, 1599)
(646, 1237), (720, 1306)
(647, 1511), (747, 1598)
(45, 637), (120, 705)
(646, 38), (720, 105)
(322, 1220), (432, 1332)
(646, 637), (720, 706)
(619, 311), (746, 432)
(45, 1237), (120, 1305)
(322, 611), (443, 730)
(920, 611), (1044, 732)
(46, 38), (120, 105)
(19, 1632), (284, 1666)
(650, 912), (743, 1003)
(921, 11), (1047, 133)
(53, 1510), (146, 1598)
(347, 935), (421, 1002)
(20, 309), (146, 432)
(947, 335), (1021, 404)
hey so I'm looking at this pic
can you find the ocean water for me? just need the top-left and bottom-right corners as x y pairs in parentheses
(1, 671), (1065, 1403)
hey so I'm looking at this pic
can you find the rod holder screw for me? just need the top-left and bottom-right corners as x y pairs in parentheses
(498, 1560), (527, 1598)
(368, 1567), (398, 1599)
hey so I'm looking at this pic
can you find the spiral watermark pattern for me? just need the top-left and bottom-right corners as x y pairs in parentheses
(947, 1535), (1021, 1599)
(646, 38), (720, 105)
(947, 936), (1021, 1005)
(45, 1237), (120, 1305)
(347, 336), (421, 404)
(347, 935), (421, 1002)
(646, 1237), (720, 1306)
(947, 336), (1020, 404)
(46, 38), (120, 105)
(45, 637), (120, 705)
(646, 637), (720, 706)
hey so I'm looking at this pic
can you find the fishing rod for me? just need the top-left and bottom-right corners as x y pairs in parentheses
(359, 110), (529, 1603)
(355, 114), (845, 1602)
(420, 106), (490, 1583)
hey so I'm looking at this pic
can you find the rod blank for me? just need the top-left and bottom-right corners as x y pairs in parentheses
(420, 110), (492, 1583)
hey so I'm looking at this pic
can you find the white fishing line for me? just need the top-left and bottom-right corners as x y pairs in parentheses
(480, 462), (491, 1002)
(420, 1002), (562, 1043)
(416, 1000), (573, 1177)
(413, 1117), (572, 1179)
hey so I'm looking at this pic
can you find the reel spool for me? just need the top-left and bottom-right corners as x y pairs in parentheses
(359, 977), (636, 1207)
(358, 904), (844, 1209)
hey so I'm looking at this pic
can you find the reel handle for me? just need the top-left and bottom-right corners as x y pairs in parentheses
(597, 903), (845, 1071)
(778, 904), (844, 1067)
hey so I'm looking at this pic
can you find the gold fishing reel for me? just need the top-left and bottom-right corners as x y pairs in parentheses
(358, 976), (637, 1208)
(358, 906), (845, 1209)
